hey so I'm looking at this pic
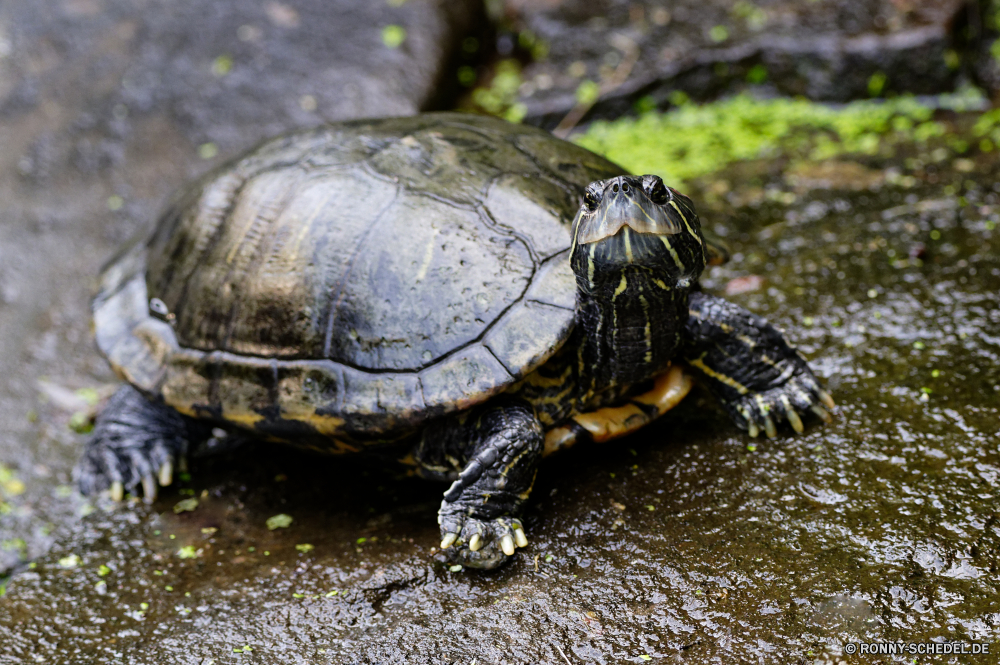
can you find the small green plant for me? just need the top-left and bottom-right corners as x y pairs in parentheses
(471, 59), (527, 123)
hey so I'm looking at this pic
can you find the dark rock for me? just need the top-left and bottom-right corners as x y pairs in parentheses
(0, 0), (482, 156)
(966, 0), (1000, 97)
(498, 0), (971, 129)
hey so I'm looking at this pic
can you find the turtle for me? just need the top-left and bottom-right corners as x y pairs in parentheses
(78, 112), (835, 569)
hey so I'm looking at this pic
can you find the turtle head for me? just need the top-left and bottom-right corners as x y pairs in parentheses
(570, 175), (707, 290)
(568, 175), (707, 386)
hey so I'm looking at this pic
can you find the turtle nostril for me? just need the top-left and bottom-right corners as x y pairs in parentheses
(622, 182), (629, 192)
(612, 183), (619, 193)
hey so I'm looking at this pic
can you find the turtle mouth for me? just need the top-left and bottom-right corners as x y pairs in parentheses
(570, 176), (707, 279)
(574, 176), (686, 245)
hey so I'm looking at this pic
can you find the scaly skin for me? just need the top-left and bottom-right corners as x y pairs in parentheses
(683, 291), (835, 437)
(416, 398), (541, 569)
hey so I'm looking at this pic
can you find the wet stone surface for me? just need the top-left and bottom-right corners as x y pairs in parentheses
(496, 0), (974, 128)
(1, 141), (998, 662)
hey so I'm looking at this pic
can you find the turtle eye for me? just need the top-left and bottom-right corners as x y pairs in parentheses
(646, 177), (668, 205)
(583, 190), (601, 212)
(149, 297), (169, 318)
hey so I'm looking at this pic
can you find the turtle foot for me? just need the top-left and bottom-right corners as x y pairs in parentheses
(75, 385), (194, 503)
(732, 374), (834, 438)
(438, 508), (528, 570)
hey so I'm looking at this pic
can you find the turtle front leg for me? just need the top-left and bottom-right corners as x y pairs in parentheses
(415, 397), (542, 570)
(682, 291), (835, 438)
(75, 384), (207, 503)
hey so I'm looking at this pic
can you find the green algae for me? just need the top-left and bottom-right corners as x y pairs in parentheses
(58, 554), (80, 569)
(266, 513), (293, 530)
(173, 498), (199, 514)
(574, 91), (986, 187)
(471, 59), (527, 123)
(380, 25), (406, 49)
(0, 464), (25, 498)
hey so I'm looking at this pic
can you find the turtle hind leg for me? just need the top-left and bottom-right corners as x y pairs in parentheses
(420, 397), (542, 570)
(683, 291), (834, 438)
(75, 384), (207, 503)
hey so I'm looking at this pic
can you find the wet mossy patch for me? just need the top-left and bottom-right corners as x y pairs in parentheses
(574, 90), (988, 187)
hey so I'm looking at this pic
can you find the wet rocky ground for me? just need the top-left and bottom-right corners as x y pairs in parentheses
(2, 1), (1000, 664)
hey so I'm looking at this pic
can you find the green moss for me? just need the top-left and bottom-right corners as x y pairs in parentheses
(380, 25), (407, 49)
(575, 80), (600, 106)
(574, 93), (979, 187)
(746, 64), (767, 84)
(68, 411), (94, 434)
(58, 554), (80, 569)
(0, 464), (25, 497)
(2, 538), (26, 557)
(709, 25), (729, 43)
(471, 59), (527, 123)
(732, 1), (767, 30)
(211, 54), (233, 77)
(173, 498), (199, 514)
(266, 513), (293, 530)
(867, 71), (887, 97)
(517, 30), (549, 61)
(74, 387), (100, 406)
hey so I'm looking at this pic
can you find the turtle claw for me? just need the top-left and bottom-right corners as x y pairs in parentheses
(438, 508), (529, 569)
(819, 390), (835, 410)
(811, 404), (833, 423)
(763, 414), (777, 439)
(141, 475), (157, 503)
(158, 460), (173, 487)
(513, 525), (528, 549)
(786, 408), (804, 434)
(75, 385), (201, 503)
(728, 375), (833, 438)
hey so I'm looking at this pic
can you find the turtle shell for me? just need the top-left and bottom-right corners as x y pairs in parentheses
(93, 113), (622, 444)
